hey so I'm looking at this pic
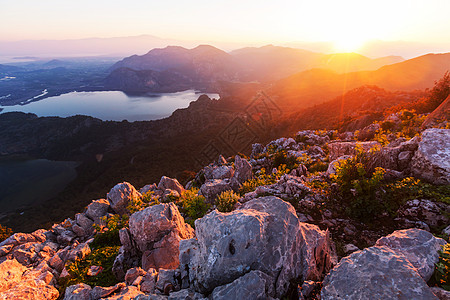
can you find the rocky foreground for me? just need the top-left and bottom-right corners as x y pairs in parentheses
(0, 124), (449, 299)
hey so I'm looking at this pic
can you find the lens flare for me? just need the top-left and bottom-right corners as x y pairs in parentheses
(333, 36), (366, 53)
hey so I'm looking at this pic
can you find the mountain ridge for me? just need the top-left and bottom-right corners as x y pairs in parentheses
(105, 45), (407, 93)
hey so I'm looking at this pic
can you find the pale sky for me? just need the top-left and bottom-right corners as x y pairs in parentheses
(1, 0), (450, 53)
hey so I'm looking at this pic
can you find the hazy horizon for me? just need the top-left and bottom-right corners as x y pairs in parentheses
(2, 0), (450, 59)
(1, 34), (450, 61)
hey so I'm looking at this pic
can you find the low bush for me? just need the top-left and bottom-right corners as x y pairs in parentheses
(308, 160), (329, 173)
(59, 245), (120, 292)
(329, 142), (449, 222)
(216, 191), (240, 212)
(180, 188), (210, 227)
(330, 145), (386, 220)
(240, 165), (290, 195)
(383, 176), (450, 209)
(127, 191), (160, 214)
(374, 109), (427, 146)
(434, 243), (450, 291)
(59, 213), (127, 294)
(273, 150), (298, 170)
(90, 214), (128, 249)
(0, 224), (13, 242)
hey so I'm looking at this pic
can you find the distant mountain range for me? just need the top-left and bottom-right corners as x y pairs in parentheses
(105, 45), (404, 93)
(1, 35), (449, 59)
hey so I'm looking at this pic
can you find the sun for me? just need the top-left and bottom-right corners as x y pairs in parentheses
(333, 36), (366, 53)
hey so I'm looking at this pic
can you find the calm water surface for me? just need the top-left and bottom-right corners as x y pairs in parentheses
(0, 90), (219, 121)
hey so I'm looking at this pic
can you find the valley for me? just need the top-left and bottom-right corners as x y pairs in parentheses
(0, 57), (117, 106)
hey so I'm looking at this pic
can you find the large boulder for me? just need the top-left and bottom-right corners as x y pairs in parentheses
(422, 95), (450, 129)
(230, 155), (253, 190)
(411, 128), (450, 184)
(168, 289), (205, 300)
(364, 135), (420, 174)
(64, 283), (92, 300)
(0, 230), (46, 248)
(295, 131), (331, 146)
(321, 246), (438, 299)
(90, 283), (126, 299)
(74, 213), (94, 236)
(430, 287), (450, 300)
(199, 179), (232, 202)
(107, 182), (141, 215)
(114, 203), (194, 277)
(102, 285), (144, 299)
(203, 165), (234, 180)
(129, 202), (194, 253)
(182, 196), (335, 298)
(211, 270), (275, 300)
(85, 199), (110, 223)
(375, 228), (446, 281)
(158, 176), (185, 195)
(327, 141), (380, 161)
(397, 199), (450, 229)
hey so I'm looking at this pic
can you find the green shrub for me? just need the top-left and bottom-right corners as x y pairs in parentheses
(89, 229), (121, 250)
(59, 213), (127, 294)
(381, 120), (396, 131)
(90, 214), (128, 250)
(308, 160), (329, 173)
(297, 153), (314, 166)
(0, 224), (13, 242)
(240, 179), (262, 195)
(126, 191), (160, 214)
(59, 245), (120, 293)
(307, 177), (331, 194)
(295, 135), (308, 144)
(180, 188), (210, 227)
(330, 145), (386, 220)
(397, 110), (426, 139)
(372, 109), (427, 146)
(383, 177), (450, 211)
(162, 192), (179, 203)
(240, 165), (290, 195)
(374, 130), (390, 146)
(273, 150), (298, 170)
(216, 191), (240, 212)
(434, 243), (450, 291)
(416, 72), (450, 113)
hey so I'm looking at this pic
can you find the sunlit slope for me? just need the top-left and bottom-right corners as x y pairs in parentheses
(320, 53), (403, 74)
(231, 46), (403, 81)
(268, 53), (450, 110)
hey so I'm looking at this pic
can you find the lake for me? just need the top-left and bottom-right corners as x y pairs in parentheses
(0, 90), (219, 121)
(0, 158), (79, 215)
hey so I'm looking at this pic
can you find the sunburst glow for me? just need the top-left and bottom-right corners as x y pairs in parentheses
(333, 37), (367, 53)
